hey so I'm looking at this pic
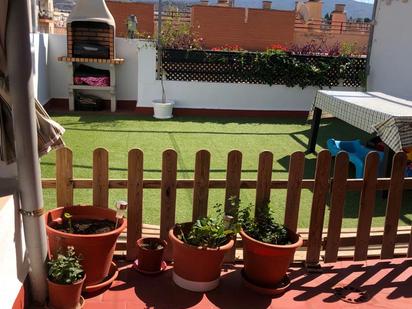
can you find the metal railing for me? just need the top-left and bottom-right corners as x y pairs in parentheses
(295, 19), (371, 34)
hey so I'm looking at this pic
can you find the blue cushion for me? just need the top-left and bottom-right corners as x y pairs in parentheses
(327, 138), (384, 178)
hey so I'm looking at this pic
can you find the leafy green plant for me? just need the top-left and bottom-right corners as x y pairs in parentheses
(227, 51), (356, 88)
(176, 203), (239, 248)
(166, 49), (366, 89)
(48, 246), (84, 285)
(239, 201), (291, 245)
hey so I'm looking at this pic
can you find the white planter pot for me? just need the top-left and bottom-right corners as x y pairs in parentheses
(152, 99), (175, 119)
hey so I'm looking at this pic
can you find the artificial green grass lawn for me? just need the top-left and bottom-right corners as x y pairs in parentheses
(40, 114), (412, 229)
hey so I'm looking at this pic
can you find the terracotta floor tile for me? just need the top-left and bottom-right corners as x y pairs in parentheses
(83, 301), (127, 309)
(81, 258), (412, 309)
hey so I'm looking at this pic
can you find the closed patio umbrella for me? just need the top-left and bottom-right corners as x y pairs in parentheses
(0, 8), (64, 163)
(0, 91), (65, 163)
(1, 0), (64, 304)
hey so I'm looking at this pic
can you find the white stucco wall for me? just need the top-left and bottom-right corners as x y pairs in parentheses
(47, 34), (69, 99)
(368, 1), (412, 100)
(0, 196), (29, 309)
(32, 33), (50, 104)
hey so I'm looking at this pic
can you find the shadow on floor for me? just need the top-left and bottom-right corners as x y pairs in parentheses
(291, 259), (412, 304)
(83, 259), (412, 308)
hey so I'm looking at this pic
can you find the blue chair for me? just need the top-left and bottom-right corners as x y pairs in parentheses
(327, 139), (384, 178)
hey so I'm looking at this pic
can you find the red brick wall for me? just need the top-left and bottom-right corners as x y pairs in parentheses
(192, 6), (295, 51)
(106, 1), (154, 38)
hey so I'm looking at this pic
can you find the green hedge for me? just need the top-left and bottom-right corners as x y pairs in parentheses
(162, 49), (367, 89)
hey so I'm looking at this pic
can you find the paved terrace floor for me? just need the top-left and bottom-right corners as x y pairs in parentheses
(83, 258), (412, 309)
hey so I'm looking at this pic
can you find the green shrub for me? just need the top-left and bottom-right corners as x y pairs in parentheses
(239, 201), (291, 245)
(176, 203), (239, 248)
(48, 246), (84, 284)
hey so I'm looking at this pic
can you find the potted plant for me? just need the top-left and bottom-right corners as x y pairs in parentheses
(47, 246), (85, 309)
(239, 202), (303, 294)
(152, 15), (205, 119)
(134, 237), (167, 274)
(152, 68), (175, 119)
(46, 205), (127, 289)
(169, 204), (238, 292)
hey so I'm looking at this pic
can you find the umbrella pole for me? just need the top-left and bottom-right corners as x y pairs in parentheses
(6, 0), (48, 305)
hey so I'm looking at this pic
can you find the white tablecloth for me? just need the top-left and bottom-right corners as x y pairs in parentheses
(313, 91), (412, 152)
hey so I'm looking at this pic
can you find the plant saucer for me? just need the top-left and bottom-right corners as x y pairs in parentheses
(132, 259), (167, 275)
(84, 261), (118, 293)
(78, 296), (85, 309)
(241, 269), (291, 296)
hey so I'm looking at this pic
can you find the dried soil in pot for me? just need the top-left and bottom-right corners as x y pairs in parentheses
(51, 219), (115, 234)
(136, 237), (167, 273)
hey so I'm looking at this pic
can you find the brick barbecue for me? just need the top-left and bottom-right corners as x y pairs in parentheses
(66, 0), (116, 60)
(58, 0), (125, 113)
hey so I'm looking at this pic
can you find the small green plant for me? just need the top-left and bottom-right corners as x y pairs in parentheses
(176, 203), (239, 248)
(48, 246), (84, 285)
(239, 201), (291, 245)
(64, 212), (73, 233)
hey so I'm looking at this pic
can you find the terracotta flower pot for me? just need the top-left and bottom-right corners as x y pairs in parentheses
(136, 237), (167, 273)
(46, 206), (126, 286)
(169, 222), (234, 292)
(47, 275), (85, 309)
(240, 228), (303, 287)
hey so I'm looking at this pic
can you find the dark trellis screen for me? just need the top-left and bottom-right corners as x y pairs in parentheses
(162, 49), (367, 88)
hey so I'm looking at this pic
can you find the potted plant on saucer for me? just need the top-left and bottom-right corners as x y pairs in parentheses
(169, 204), (238, 292)
(47, 246), (85, 309)
(46, 202), (127, 290)
(239, 202), (303, 295)
(134, 237), (167, 274)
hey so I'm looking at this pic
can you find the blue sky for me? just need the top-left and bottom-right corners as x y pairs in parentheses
(355, 0), (375, 3)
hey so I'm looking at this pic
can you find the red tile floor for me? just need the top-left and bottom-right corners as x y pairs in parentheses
(83, 258), (412, 309)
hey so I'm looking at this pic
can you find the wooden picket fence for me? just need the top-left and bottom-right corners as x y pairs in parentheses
(41, 147), (412, 267)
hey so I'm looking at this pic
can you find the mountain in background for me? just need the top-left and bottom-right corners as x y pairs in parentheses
(54, 0), (76, 11)
(233, 0), (373, 19)
(54, 0), (373, 19)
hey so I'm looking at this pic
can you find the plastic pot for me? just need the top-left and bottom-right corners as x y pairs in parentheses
(152, 99), (175, 119)
(46, 206), (126, 286)
(136, 237), (167, 273)
(169, 222), (234, 292)
(240, 228), (303, 287)
(47, 275), (85, 309)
